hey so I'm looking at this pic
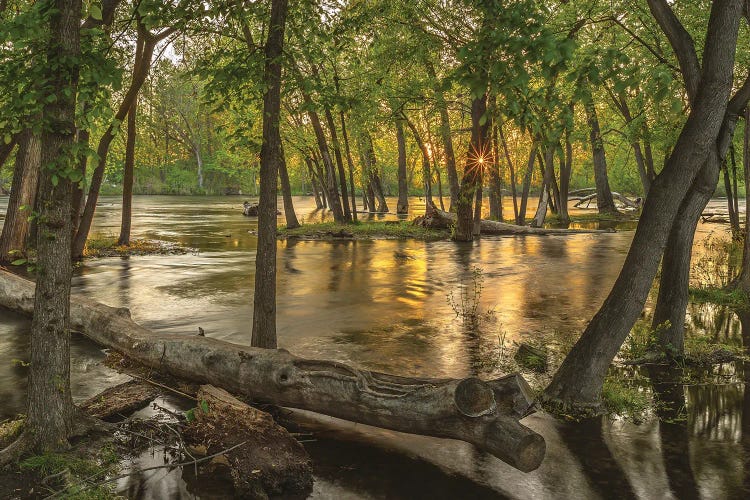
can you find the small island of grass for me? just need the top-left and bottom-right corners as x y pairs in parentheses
(277, 221), (450, 241)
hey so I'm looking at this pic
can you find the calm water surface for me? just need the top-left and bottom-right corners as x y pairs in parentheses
(0, 195), (748, 499)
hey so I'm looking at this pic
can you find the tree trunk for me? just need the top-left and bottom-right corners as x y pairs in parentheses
(454, 95), (490, 241)
(339, 112), (358, 221)
(0, 270), (546, 472)
(71, 127), (89, 236)
(118, 100), (137, 246)
(426, 62), (459, 210)
(404, 118), (433, 208)
(517, 144), (537, 225)
(252, 0), (288, 349)
(324, 108), (351, 221)
(723, 157), (741, 237)
(558, 132), (573, 223)
(488, 122), (503, 221)
(72, 32), (157, 259)
(498, 123), (519, 223)
(306, 157), (324, 209)
(473, 176), (483, 236)
(543, 0), (744, 408)
(736, 109), (750, 289)
(363, 132), (388, 212)
(651, 154), (720, 356)
(395, 116), (409, 214)
(279, 144), (300, 229)
(583, 83), (618, 215)
(0, 129), (41, 262)
(27, 0), (81, 455)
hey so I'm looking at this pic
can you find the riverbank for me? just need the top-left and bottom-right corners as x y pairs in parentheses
(278, 221), (450, 241)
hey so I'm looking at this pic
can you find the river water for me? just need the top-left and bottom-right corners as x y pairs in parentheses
(0, 195), (748, 499)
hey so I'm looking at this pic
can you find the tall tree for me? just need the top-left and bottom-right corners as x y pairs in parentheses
(252, 0), (288, 349)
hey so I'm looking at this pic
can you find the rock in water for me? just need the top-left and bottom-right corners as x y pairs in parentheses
(243, 201), (280, 216)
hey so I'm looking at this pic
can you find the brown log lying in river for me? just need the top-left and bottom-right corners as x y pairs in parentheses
(427, 207), (614, 235)
(0, 270), (545, 472)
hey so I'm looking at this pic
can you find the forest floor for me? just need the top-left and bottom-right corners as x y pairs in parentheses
(278, 221), (450, 241)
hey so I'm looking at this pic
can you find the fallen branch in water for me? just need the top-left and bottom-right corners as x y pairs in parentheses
(0, 270), (546, 472)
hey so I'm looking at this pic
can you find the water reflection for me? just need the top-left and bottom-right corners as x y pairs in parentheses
(0, 195), (749, 498)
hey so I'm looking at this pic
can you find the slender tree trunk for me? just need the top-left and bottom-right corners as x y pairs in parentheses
(736, 110), (750, 289)
(544, 0), (744, 407)
(118, 101), (137, 246)
(324, 109), (351, 221)
(72, 32), (156, 259)
(395, 116), (409, 214)
(195, 146), (204, 191)
(488, 122), (503, 221)
(454, 94), (489, 241)
(27, 0), (81, 454)
(71, 127), (89, 236)
(583, 83), (618, 215)
(279, 144), (300, 229)
(473, 176), (482, 236)
(339, 112), (358, 221)
(363, 132), (388, 212)
(558, 131), (573, 223)
(518, 144), (537, 225)
(499, 124), (519, 223)
(404, 118), (433, 208)
(306, 158), (324, 209)
(0, 129), (40, 262)
(426, 62), (459, 210)
(252, 0), (288, 349)
(724, 158), (741, 237)
(434, 161), (446, 211)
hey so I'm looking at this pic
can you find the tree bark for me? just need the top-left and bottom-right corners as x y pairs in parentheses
(488, 122), (503, 221)
(426, 62), (459, 210)
(0, 129), (40, 262)
(0, 270), (546, 472)
(498, 123), (519, 223)
(583, 83), (618, 215)
(118, 99), (137, 246)
(72, 29), (158, 259)
(279, 144), (300, 229)
(453, 95), (490, 241)
(252, 0), (288, 349)
(736, 109), (750, 289)
(543, 0), (744, 408)
(362, 132), (388, 212)
(395, 116), (409, 214)
(339, 112), (358, 221)
(27, 0), (81, 455)
(324, 108), (351, 221)
(404, 117), (433, 208)
(517, 143), (537, 225)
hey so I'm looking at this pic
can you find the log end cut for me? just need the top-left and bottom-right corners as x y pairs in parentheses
(454, 377), (497, 417)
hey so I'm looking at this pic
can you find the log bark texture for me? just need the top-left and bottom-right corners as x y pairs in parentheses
(0, 270), (545, 472)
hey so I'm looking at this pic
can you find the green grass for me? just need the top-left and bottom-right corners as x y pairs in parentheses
(689, 286), (750, 310)
(83, 237), (191, 258)
(19, 445), (121, 499)
(278, 221), (450, 241)
(601, 377), (653, 419)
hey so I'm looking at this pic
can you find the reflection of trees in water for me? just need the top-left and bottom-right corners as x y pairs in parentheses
(685, 302), (740, 343)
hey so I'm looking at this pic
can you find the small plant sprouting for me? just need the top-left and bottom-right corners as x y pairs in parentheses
(447, 265), (485, 324)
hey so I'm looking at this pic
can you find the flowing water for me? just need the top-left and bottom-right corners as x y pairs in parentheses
(0, 195), (748, 499)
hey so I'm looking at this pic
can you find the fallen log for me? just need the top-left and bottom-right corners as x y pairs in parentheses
(572, 192), (641, 210)
(80, 380), (159, 420)
(430, 207), (614, 235)
(0, 271), (545, 472)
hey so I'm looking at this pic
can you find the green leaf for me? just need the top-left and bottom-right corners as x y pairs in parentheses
(11, 259), (27, 266)
(89, 4), (103, 21)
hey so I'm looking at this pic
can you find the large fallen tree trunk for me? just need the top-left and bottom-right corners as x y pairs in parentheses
(572, 192), (642, 210)
(0, 270), (545, 472)
(427, 207), (614, 235)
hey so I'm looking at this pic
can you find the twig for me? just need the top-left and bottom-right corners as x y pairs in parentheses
(126, 372), (197, 401)
(49, 441), (247, 498)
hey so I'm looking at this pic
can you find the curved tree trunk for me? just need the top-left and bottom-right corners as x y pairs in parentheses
(0, 129), (40, 262)
(583, 82), (618, 215)
(339, 112), (358, 221)
(0, 270), (546, 472)
(543, 0), (744, 408)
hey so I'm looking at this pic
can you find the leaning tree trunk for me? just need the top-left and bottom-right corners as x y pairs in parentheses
(404, 117), (433, 208)
(251, 0), (288, 349)
(426, 62), (459, 210)
(0, 129), (40, 262)
(543, 0), (744, 408)
(0, 270), (546, 472)
(517, 144), (537, 226)
(651, 154), (720, 356)
(339, 112), (358, 221)
(278, 144), (300, 229)
(324, 108), (351, 221)
(735, 109), (750, 289)
(395, 116), (409, 214)
(118, 100), (137, 246)
(25, 0), (81, 457)
(488, 122), (503, 221)
(583, 82), (618, 215)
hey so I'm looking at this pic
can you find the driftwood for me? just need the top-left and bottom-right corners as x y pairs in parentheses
(425, 206), (613, 235)
(80, 380), (159, 420)
(184, 385), (313, 497)
(571, 192), (642, 210)
(0, 271), (545, 472)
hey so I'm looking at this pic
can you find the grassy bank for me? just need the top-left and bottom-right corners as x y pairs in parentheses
(83, 238), (194, 258)
(278, 221), (449, 241)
